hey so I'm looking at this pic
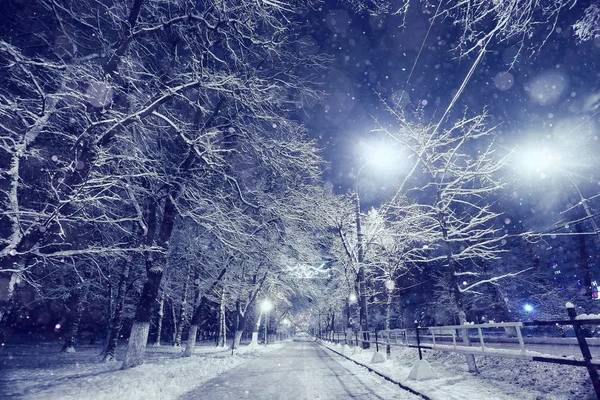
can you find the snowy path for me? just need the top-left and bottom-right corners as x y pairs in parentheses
(179, 339), (419, 400)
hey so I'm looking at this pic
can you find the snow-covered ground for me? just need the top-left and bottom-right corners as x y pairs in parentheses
(2, 337), (596, 399)
(320, 340), (595, 400)
(1, 340), (280, 400)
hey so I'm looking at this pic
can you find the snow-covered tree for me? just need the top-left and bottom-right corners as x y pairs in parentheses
(0, 0), (329, 368)
(377, 108), (524, 372)
(574, 3), (600, 42)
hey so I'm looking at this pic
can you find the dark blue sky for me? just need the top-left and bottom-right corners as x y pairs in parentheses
(301, 1), (600, 231)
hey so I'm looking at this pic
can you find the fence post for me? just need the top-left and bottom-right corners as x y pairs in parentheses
(363, 330), (370, 349)
(415, 323), (423, 360)
(386, 330), (391, 356)
(344, 330), (347, 345)
(515, 325), (525, 355)
(355, 331), (359, 347)
(567, 302), (600, 399)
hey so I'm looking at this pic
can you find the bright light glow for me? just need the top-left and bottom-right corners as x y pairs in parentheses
(523, 303), (534, 313)
(517, 146), (561, 173)
(385, 279), (395, 291)
(360, 141), (399, 169)
(282, 318), (291, 326)
(348, 292), (357, 303)
(261, 298), (273, 313)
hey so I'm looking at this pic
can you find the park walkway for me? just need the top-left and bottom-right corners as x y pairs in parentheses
(179, 338), (419, 400)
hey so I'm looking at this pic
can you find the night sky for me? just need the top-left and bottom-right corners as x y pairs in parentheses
(300, 1), (600, 233)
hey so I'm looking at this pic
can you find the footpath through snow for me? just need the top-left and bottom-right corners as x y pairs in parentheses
(179, 337), (419, 400)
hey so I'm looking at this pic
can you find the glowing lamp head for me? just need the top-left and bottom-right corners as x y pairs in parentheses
(358, 140), (401, 171)
(517, 145), (561, 175)
(261, 298), (273, 313)
(348, 292), (357, 303)
(523, 303), (534, 313)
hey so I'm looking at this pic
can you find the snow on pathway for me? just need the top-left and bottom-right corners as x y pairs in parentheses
(179, 338), (419, 400)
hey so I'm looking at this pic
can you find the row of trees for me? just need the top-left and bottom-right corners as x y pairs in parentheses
(305, 0), (600, 374)
(1, 0), (599, 375)
(308, 106), (600, 373)
(0, 0), (334, 368)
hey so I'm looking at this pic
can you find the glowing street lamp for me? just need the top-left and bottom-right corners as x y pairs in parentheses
(516, 143), (599, 298)
(354, 140), (401, 349)
(348, 292), (357, 303)
(517, 146), (560, 176)
(261, 298), (273, 313)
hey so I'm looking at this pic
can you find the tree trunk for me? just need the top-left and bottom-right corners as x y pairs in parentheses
(193, 269), (201, 307)
(449, 272), (479, 373)
(61, 284), (89, 353)
(122, 269), (163, 369)
(442, 223), (479, 374)
(183, 324), (198, 357)
(217, 289), (226, 347)
(233, 301), (248, 349)
(385, 289), (393, 354)
(122, 321), (150, 368)
(450, 269), (478, 373)
(184, 298), (214, 355)
(122, 196), (176, 369)
(170, 299), (177, 344)
(251, 309), (262, 346)
(100, 270), (115, 354)
(330, 310), (335, 338)
(103, 261), (131, 362)
(182, 268), (227, 357)
(174, 265), (191, 347)
(153, 292), (165, 346)
(0, 268), (24, 328)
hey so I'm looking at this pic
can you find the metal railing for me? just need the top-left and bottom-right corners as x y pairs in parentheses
(319, 304), (600, 398)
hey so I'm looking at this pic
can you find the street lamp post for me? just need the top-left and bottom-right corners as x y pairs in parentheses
(355, 186), (370, 349)
(260, 298), (273, 345)
(264, 314), (268, 345)
(353, 141), (400, 349)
